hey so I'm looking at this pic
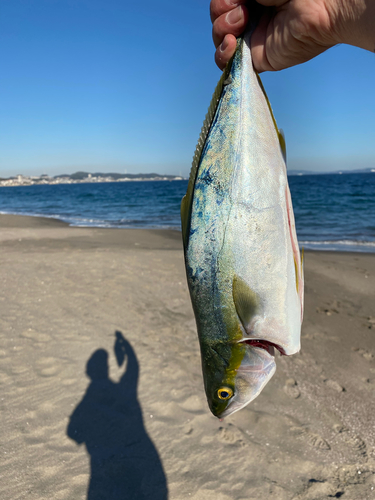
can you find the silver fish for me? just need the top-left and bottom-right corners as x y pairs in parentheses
(181, 29), (304, 418)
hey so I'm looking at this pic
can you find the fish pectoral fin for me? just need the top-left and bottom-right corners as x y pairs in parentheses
(232, 275), (259, 330)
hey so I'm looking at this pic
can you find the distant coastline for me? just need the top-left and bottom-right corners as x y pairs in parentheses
(1, 168), (374, 187)
(0, 171), (186, 187)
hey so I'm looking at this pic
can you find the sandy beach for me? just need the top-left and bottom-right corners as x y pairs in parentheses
(1, 213), (375, 500)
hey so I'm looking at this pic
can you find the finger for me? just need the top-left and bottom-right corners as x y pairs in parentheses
(215, 34), (237, 69)
(212, 5), (248, 47)
(255, 0), (289, 6)
(210, 0), (247, 23)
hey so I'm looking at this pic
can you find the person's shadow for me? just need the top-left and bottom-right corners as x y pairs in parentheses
(67, 331), (168, 500)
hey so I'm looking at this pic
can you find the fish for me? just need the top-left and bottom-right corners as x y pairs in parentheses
(180, 27), (304, 418)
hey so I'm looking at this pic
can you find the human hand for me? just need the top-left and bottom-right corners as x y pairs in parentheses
(115, 330), (127, 367)
(211, 0), (375, 72)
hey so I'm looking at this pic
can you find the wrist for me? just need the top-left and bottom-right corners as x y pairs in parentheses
(329, 0), (375, 52)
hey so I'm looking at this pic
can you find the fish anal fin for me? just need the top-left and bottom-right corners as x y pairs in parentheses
(279, 129), (287, 163)
(256, 73), (287, 164)
(293, 256), (299, 293)
(232, 275), (259, 331)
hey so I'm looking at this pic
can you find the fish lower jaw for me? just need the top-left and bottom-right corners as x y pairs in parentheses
(240, 339), (286, 357)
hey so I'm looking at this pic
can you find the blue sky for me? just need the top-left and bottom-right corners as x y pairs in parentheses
(1, 0), (375, 177)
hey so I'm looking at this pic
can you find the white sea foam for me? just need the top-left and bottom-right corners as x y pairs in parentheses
(300, 240), (375, 253)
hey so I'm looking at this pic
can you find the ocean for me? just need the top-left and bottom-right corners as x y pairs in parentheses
(0, 173), (374, 252)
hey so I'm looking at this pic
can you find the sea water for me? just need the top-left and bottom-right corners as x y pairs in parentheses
(0, 173), (374, 252)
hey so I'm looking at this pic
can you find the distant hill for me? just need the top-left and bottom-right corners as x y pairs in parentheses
(54, 172), (181, 181)
(0, 171), (185, 187)
(54, 171), (183, 181)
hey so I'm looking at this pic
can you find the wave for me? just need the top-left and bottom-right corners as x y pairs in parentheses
(0, 210), (181, 231)
(299, 239), (375, 253)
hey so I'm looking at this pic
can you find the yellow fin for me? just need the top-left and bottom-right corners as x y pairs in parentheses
(232, 275), (259, 330)
(294, 256), (299, 293)
(256, 73), (287, 164)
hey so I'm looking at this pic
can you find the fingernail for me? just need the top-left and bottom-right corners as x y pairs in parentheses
(220, 36), (229, 52)
(226, 7), (242, 25)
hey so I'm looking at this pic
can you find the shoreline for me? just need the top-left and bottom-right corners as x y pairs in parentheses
(0, 212), (181, 232)
(1, 212), (374, 254)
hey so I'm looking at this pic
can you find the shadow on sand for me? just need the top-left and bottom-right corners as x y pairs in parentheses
(67, 331), (168, 500)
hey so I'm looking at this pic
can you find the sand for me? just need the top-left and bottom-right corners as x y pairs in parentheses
(1, 213), (374, 500)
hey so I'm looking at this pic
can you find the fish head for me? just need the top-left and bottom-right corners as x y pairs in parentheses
(203, 341), (276, 418)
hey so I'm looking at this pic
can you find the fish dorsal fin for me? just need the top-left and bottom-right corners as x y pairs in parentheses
(256, 73), (287, 164)
(181, 41), (241, 249)
(232, 275), (259, 330)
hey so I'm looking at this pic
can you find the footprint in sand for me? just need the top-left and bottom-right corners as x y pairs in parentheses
(189, 490), (232, 500)
(333, 423), (349, 434)
(334, 426), (367, 457)
(217, 424), (245, 446)
(61, 378), (78, 386)
(35, 357), (61, 377)
(290, 426), (331, 450)
(302, 331), (326, 340)
(39, 366), (60, 377)
(0, 371), (10, 384)
(178, 394), (204, 414)
(283, 378), (301, 398)
(316, 300), (340, 316)
(307, 433), (331, 450)
(21, 329), (51, 343)
(361, 377), (375, 390)
(324, 379), (345, 392)
(334, 463), (369, 486)
(11, 365), (29, 375)
(352, 347), (374, 361)
(301, 480), (338, 499)
(182, 422), (193, 435)
(344, 435), (367, 457)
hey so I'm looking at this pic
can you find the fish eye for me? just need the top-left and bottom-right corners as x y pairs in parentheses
(217, 387), (233, 400)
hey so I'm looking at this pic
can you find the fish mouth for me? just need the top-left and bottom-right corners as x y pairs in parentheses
(217, 341), (278, 418)
(240, 339), (286, 357)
